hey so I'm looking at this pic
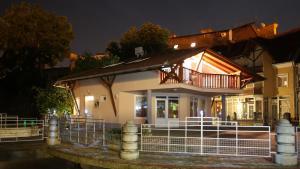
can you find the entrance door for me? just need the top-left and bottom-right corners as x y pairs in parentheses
(155, 96), (179, 127)
(156, 98), (167, 127)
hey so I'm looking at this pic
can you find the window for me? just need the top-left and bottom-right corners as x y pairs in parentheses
(168, 97), (179, 118)
(135, 95), (147, 118)
(277, 74), (288, 87)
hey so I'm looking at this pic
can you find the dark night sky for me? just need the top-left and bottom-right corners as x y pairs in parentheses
(1, 0), (300, 54)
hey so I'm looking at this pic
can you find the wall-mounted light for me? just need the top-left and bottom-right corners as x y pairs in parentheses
(173, 44), (179, 49)
(85, 96), (94, 101)
(191, 42), (196, 48)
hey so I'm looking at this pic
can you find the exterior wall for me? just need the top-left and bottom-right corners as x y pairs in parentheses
(262, 51), (276, 97)
(273, 62), (296, 119)
(72, 70), (213, 124)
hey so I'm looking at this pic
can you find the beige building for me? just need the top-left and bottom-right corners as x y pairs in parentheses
(56, 49), (259, 125)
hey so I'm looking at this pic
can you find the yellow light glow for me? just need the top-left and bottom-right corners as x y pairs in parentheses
(190, 42), (196, 48)
(201, 60), (227, 74)
(173, 44), (179, 49)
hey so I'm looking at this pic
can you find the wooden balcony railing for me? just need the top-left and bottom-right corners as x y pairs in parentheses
(160, 67), (240, 89)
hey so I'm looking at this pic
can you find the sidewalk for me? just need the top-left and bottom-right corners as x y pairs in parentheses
(48, 144), (300, 169)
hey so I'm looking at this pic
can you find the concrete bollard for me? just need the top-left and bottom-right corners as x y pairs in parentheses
(120, 121), (139, 160)
(275, 119), (297, 166)
(47, 117), (60, 145)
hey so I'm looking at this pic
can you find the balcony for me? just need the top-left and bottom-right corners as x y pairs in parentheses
(160, 67), (240, 89)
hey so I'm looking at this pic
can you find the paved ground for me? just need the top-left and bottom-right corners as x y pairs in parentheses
(48, 143), (300, 169)
(0, 141), (79, 169)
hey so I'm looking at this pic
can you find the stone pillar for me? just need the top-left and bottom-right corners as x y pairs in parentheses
(120, 121), (139, 160)
(275, 119), (297, 166)
(47, 117), (60, 145)
(147, 90), (152, 124)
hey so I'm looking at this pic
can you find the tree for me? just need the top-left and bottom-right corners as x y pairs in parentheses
(33, 86), (74, 117)
(106, 22), (171, 61)
(73, 51), (119, 73)
(0, 2), (73, 116)
(0, 2), (73, 78)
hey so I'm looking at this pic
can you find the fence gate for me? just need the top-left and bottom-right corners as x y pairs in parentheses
(59, 118), (105, 146)
(141, 116), (271, 157)
(0, 113), (45, 142)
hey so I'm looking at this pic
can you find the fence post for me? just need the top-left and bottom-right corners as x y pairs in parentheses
(102, 120), (105, 146)
(140, 124), (143, 151)
(200, 112), (203, 155)
(235, 122), (238, 156)
(77, 120), (80, 143)
(85, 119), (88, 145)
(93, 121), (96, 142)
(168, 121), (170, 152)
(185, 121), (187, 153)
(69, 120), (72, 142)
(217, 120), (219, 155)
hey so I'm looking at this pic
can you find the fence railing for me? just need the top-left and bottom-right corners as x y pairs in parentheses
(59, 117), (105, 146)
(160, 67), (240, 89)
(141, 116), (270, 157)
(0, 117), (44, 142)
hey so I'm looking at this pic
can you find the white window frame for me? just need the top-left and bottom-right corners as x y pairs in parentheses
(155, 95), (180, 119)
(134, 95), (147, 119)
(277, 73), (288, 87)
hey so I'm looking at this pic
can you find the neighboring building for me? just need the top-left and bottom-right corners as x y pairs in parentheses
(169, 22), (300, 125)
(55, 48), (261, 125)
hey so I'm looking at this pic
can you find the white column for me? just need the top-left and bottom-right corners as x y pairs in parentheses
(147, 90), (152, 124)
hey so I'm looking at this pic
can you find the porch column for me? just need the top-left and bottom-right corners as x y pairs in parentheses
(147, 90), (152, 124)
(221, 95), (226, 121)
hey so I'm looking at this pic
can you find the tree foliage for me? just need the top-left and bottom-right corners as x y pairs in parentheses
(73, 51), (119, 73)
(0, 2), (73, 116)
(0, 2), (73, 76)
(33, 86), (74, 117)
(106, 22), (170, 61)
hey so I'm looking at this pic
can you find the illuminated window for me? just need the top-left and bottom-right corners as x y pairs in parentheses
(190, 42), (196, 48)
(135, 95), (147, 118)
(277, 74), (288, 87)
(173, 44), (179, 49)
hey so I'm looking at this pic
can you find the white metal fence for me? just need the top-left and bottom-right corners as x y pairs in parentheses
(297, 127), (300, 158)
(141, 116), (271, 157)
(0, 114), (44, 142)
(59, 117), (105, 146)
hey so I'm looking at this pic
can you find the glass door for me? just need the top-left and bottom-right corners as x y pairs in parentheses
(155, 98), (167, 127)
(155, 96), (179, 127)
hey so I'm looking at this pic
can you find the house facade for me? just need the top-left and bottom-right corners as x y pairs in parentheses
(56, 49), (258, 125)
